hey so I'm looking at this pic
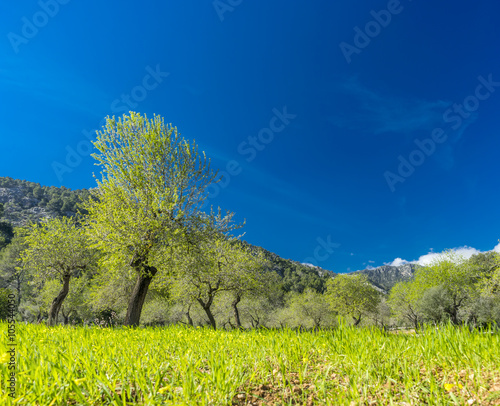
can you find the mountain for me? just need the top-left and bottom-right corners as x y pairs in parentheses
(351, 263), (419, 293)
(0, 176), (334, 293)
(0, 177), (89, 226)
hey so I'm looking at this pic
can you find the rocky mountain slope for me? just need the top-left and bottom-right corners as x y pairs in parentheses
(351, 263), (418, 293)
(0, 177), (89, 226)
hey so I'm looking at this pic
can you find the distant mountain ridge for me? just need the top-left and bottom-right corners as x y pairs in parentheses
(351, 263), (419, 293)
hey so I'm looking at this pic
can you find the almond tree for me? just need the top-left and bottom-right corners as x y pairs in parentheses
(84, 112), (220, 326)
(21, 217), (97, 326)
(326, 274), (380, 326)
(169, 230), (242, 330)
(388, 280), (423, 329)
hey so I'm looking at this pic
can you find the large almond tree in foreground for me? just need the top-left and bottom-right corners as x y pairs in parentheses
(85, 112), (221, 326)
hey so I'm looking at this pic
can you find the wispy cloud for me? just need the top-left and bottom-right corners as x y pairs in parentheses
(328, 78), (450, 135)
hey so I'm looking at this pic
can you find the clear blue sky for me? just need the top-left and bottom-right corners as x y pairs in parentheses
(1, 1), (499, 272)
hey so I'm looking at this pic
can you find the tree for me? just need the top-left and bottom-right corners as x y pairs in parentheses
(326, 274), (380, 326)
(0, 234), (28, 306)
(410, 252), (478, 325)
(33, 186), (44, 200)
(84, 112), (220, 326)
(170, 230), (242, 330)
(0, 288), (11, 320)
(286, 288), (335, 329)
(468, 251), (500, 296)
(222, 244), (269, 328)
(388, 280), (423, 329)
(0, 203), (14, 250)
(21, 217), (97, 326)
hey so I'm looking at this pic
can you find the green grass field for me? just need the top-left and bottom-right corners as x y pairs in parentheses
(1, 323), (500, 405)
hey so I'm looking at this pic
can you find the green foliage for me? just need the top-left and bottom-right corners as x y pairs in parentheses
(248, 243), (333, 294)
(21, 217), (98, 325)
(388, 280), (423, 328)
(22, 217), (97, 280)
(0, 288), (11, 320)
(388, 251), (500, 327)
(326, 274), (380, 325)
(0, 202), (13, 249)
(0, 234), (28, 303)
(85, 112), (218, 270)
(410, 252), (480, 325)
(285, 289), (336, 328)
(0, 221), (13, 250)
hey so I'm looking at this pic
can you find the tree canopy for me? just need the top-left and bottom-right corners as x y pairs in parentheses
(85, 112), (225, 326)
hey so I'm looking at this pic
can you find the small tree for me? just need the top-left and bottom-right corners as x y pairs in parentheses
(0, 234), (28, 306)
(388, 280), (423, 329)
(287, 288), (335, 329)
(0, 203), (14, 249)
(411, 252), (478, 325)
(21, 217), (97, 326)
(223, 244), (269, 328)
(326, 274), (380, 326)
(170, 227), (241, 330)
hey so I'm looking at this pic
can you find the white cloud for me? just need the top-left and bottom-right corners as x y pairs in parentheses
(301, 263), (318, 268)
(385, 257), (409, 267)
(416, 246), (481, 266)
(384, 245), (497, 268)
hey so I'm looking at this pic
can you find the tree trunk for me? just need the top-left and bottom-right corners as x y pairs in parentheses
(185, 304), (194, 327)
(197, 298), (217, 329)
(124, 265), (158, 327)
(232, 294), (242, 329)
(16, 277), (21, 307)
(48, 273), (71, 326)
(61, 307), (72, 325)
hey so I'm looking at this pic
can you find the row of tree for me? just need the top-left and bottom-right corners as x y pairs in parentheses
(0, 112), (499, 329)
(389, 251), (500, 329)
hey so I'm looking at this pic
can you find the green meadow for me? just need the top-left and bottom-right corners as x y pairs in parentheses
(1, 323), (500, 405)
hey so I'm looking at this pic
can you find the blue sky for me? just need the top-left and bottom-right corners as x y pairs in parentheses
(1, 1), (499, 272)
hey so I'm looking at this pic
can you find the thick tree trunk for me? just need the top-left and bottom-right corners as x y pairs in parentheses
(48, 273), (71, 326)
(232, 294), (242, 329)
(124, 265), (158, 327)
